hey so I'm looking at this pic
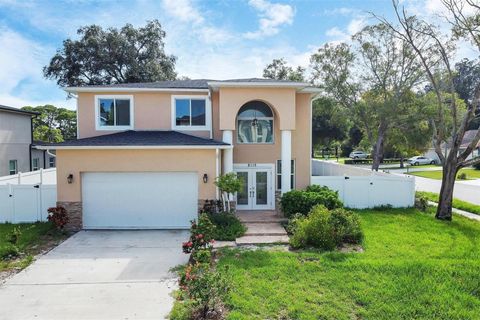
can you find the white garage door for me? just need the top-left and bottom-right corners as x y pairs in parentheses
(82, 172), (198, 229)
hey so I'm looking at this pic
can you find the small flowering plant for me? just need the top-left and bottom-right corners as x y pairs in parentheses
(182, 213), (216, 254)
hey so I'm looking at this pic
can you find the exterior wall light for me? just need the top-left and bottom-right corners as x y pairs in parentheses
(203, 174), (208, 183)
(67, 174), (74, 184)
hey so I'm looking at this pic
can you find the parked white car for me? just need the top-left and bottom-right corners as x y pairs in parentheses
(349, 151), (369, 159)
(408, 156), (436, 165)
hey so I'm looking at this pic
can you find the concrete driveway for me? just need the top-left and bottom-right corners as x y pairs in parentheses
(0, 230), (189, 320)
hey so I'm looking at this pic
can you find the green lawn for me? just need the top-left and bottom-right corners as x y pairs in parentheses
(408, 168), (480, 180)
(417, 191), (480, 215)
(0, 222), (66, 272)
(218, 208), (480, 319)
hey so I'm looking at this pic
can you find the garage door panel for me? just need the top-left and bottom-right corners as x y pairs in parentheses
(82, 172), (198, 229)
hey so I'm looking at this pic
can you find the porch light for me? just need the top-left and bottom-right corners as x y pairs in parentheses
(67, 174), (74, 184)
(203, 174), (208, 183)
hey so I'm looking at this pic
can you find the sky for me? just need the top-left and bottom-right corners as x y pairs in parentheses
(0, 0), (476, 110)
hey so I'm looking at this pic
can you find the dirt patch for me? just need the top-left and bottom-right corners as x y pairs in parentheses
(0, 231), (72, 285)
(339, 244), (364, 253)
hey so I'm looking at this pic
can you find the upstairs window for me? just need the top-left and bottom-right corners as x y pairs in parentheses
(9, 160), (17, 175)
(237, 101), (274, 144)
(173, 97), (208, 129)
(96, 95), (133, 130)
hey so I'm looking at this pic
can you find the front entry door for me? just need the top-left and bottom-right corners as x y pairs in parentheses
(235, 165), (274, 210)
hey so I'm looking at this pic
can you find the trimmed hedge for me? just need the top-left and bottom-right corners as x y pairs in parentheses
(207, 212), (246, 241)
(280, 185), (343, 218)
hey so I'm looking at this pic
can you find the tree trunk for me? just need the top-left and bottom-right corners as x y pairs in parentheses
(435, 163), (459, 220)
(372, 125), (387, 171)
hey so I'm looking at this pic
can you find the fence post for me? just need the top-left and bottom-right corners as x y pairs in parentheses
(40, 168), (43, 185)
(17, 172), (22, 184)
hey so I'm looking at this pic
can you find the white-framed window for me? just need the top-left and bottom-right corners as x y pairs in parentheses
(32, 158), (40, 171)
(237, 101), (274, 144)
(49, 157), (55, 168)
(276, 159), (295, 190)
(95, 95), (134, 130)
(9, 160), (17, 175)
(171, 95), (210, 131)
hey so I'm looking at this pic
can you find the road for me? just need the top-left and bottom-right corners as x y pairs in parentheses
(413, 176), (480, 205)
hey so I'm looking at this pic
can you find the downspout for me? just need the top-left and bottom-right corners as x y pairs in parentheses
(208, 90), (213, 139)
(29, 115), (34, 172)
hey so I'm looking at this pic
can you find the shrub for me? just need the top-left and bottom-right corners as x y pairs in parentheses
(473, 162), (480, 170)
(182, 213), (216, 254)
(207, 212), (246, 241)
(290, 205), (335, 250)
(458, 172), (467, 180)
(178, 263), (230, 319)
(191, 248), (212, 265)
(415, 194), (429, 212)
(7, 226), (22, 245)
(47, 206), (69, 230)
(0, 243), (19, 260)
(280, 186), (343, 218)
(289, 205), (362, 250)
(329, 208), (363, 244)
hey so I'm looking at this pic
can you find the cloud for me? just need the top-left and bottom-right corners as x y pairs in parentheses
(244, 0), (295, 39)
(161, 0), (204, 25)
(325, 16), (367, 42)
(323, 7), (359, 16)
(0, 26), (74, 109)
(161, 0), (232, 44)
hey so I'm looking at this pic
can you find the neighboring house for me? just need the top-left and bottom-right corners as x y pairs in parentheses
(424, 130), (480, 163)
(0, 105), (56, 177)
(38, 78), (321, 230)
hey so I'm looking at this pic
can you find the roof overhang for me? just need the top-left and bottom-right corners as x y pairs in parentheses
(64, 87), (210, 94)
(207, 81), (322, 95)
(208, 81), (312, 89)
(36, 145), (232, 150)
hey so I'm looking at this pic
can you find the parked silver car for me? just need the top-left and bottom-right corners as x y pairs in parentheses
(349, 151), (369, 159)
(408, 156), (436, 165)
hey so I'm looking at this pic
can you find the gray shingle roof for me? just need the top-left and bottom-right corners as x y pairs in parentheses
(0, 105), (39, 116)
(81, 79), (212, 89)
(72, 78), (310, 90)
(42, 130), (228, 147)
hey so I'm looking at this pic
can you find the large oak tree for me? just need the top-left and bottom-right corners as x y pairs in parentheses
(44, 20), (177, 87)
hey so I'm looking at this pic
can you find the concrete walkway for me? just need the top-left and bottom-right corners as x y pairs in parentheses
(0, 230), (189, 320)
(235, 211), (289, 245)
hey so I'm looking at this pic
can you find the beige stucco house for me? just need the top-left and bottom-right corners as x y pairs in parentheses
(39, 78), (320, 230)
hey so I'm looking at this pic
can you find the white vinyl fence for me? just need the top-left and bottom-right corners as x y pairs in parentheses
(0, 184), (57, 223)
(0, 168), (56, 185)
(311, 159), (415, 209)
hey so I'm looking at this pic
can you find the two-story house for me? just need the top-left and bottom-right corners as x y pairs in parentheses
(39, 79), (321, 230)
(0, 105), (55, 177)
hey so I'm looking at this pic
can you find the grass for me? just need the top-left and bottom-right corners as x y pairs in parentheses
(217, 208), (480, 319)
(0, 222), (67, 273)
(417, 191), (480, 215)
(408, 168), (480, 180)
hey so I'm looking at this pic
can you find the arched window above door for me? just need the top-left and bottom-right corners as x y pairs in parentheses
(237, 101), (274, 144)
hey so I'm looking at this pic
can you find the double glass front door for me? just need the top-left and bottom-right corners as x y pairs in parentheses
(235, 166), (273, 210)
